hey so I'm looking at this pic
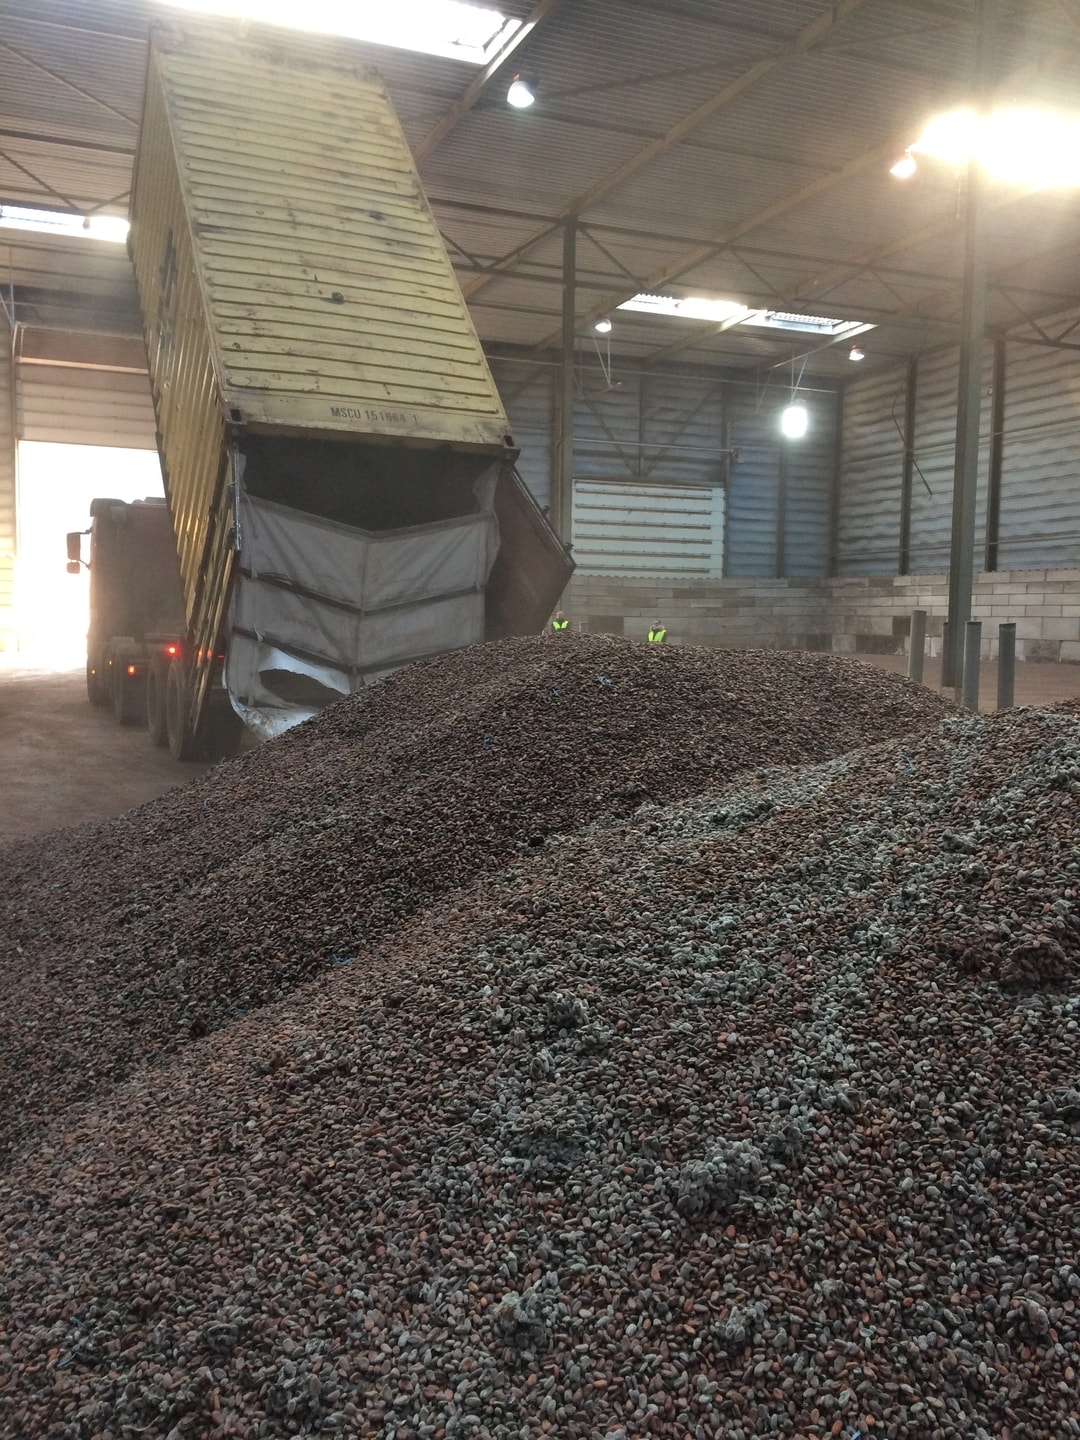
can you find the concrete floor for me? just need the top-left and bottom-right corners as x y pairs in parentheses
(859, 651), (1080, 711)
(2, 652), (1079, 847)
(0, 659), (211, 845)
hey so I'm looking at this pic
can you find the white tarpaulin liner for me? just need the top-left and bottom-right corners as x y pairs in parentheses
(225, 493), (498, 739)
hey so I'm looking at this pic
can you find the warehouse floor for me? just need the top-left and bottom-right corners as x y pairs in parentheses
(0, 660), (211, 845)
(1, 653), (1079, 846)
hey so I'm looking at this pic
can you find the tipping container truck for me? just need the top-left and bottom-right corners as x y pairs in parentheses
(70, 17), (571, 759)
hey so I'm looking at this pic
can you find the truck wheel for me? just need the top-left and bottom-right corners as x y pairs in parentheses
(146, 654), (169, 747)
(87, 656), (109, 706)
(201, 698), (244, 760)
(165, 658), (201, 761)
(112, 664), (143, 725)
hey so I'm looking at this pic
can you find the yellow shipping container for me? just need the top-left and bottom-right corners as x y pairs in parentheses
(127, 18), (569, 751)
(133, 18), (511, 449)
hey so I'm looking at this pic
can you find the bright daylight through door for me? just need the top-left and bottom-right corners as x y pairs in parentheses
(15, 442), (165, 667)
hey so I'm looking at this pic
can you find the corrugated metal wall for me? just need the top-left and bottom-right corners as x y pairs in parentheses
(0, 316), (15, 646)
(836, 367), (906, 574)
(488, 353), (553, 513)
(492, 353), (838, 580)
(572, 357), (726, 489)
(726, 383), (837, 577)
(839, 330), (1079, 575)
(15, 364), (157, 449)
(781, 391), (837, 578)
(998, 341), (1080, 569)
(907, 348), (991, 573)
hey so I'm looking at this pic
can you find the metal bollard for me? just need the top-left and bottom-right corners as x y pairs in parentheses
(907, 609), (926, 684)
(997, 622), (1016, 710)
(962, 619), (982, 712)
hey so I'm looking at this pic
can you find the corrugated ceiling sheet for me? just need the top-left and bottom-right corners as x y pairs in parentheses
(423, 109), (657, 215)
(0, 140), (132, 212)
(3, 0), (1080, 384)
(908, 346), (991, 574)
(0, 14), (144, 144)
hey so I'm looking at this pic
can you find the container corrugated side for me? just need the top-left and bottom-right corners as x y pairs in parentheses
(155, 21), (511, 451)
(129, 51), (236, 714)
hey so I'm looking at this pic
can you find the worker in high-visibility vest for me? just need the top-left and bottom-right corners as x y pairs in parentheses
(648, 620), (667, 644)
(550, 609), (570, 634)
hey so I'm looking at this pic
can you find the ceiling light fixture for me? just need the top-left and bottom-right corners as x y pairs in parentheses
(905, 106), (1080, 188)
(780, 403), (809, 439)
(593, 316), (612, 334)
(890, 149), (917, 179)
(506, 71), (537, 108)
(849, 343), (866, 361)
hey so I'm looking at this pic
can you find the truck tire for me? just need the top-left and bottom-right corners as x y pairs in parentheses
(165, 658), (201, 761)
(86, 655), (109, 707)
(146, 654), (169, 747)
(112, 663), (144, 726)
(201, 697), (244, 760)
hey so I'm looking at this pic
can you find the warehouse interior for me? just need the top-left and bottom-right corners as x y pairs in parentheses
(6, 7), (1080, 1437)
(2, 0), (1080, 667)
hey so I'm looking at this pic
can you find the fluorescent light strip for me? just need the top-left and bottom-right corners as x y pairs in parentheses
(155, 0), (515, 64)
(0, 206), (129, 243)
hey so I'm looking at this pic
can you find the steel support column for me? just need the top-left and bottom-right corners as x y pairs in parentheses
(776, 441), (789, 579)
(552, 219), (576, 541)
(984, 336), (1006, 571)
(899, 356), (917, 575)
(943, 0), (997, 692)
(827, 386), (843, 578)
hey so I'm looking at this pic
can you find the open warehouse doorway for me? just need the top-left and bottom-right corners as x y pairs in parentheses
(15, 442), (164, 667)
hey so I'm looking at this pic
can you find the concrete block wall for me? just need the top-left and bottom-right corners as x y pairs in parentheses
(564, 568), (1080, 662)
(564, 576), (830, 650)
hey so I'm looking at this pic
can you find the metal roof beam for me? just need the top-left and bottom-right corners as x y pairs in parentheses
(0, 128), (134, 157)
(0, 147), (79, 212)
(537, 12), (1076, 352)
(412, 0), (566, 165)
(0, 38), (138, 129)
(532, 136), (896, 349)
(751, 238), (1080, 374)
(461, 0), (873, 300)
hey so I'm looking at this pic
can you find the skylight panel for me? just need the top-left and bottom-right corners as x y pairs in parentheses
(155, 0), (516, 64)
(617, 293), (874, 338)
(0, 206), (129, 243)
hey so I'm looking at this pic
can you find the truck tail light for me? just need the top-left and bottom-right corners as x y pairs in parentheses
(126, 663), (138, 676)
(165, 643), (179, 656)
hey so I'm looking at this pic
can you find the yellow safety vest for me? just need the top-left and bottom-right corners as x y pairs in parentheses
(551, 619), (569, 632)
(648, 628), (667, 643)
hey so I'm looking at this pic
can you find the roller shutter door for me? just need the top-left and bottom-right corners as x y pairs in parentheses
(14, 330), (157, 450)
(17, 365), (157, 449)
(571, 478), (725, 578)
